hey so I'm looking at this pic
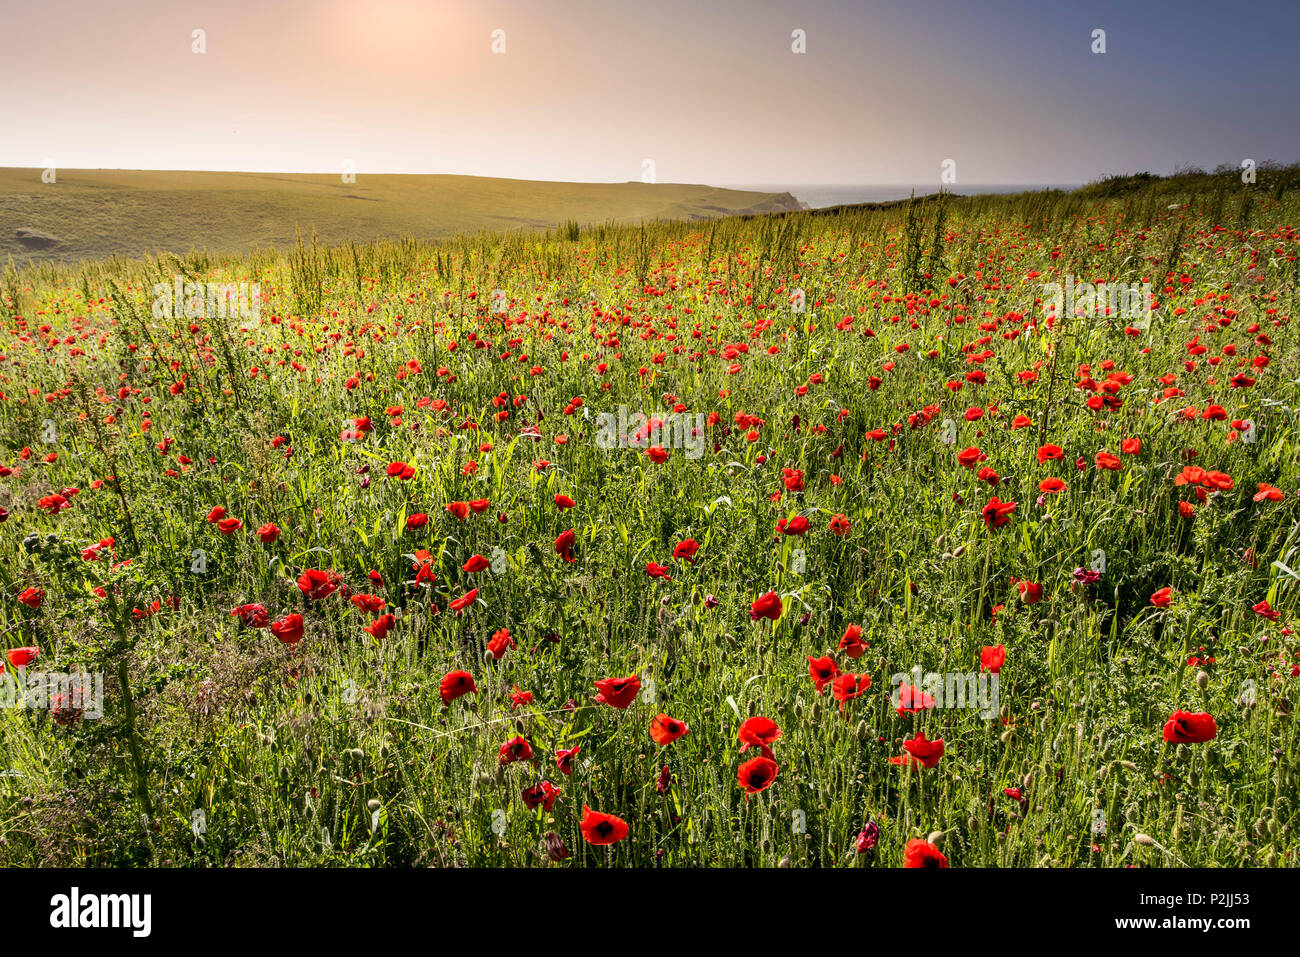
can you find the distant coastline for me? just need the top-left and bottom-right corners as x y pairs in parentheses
(722, 183), (1082, 210)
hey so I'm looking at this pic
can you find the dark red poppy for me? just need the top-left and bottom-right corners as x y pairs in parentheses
(297, 568), (341, 600)
(593, 675), (641, 709)
(498, 736), (533, 765)
(555, 745), (580, 775)
(231, 603), (270, 628)
(980, 496), (1017, 529)
(808, 655), (840, 694)
(737, 716), (782, 758)
(672, 538), (699, 563)
(832, 672), (871, 710)
(521, 780), (561, 811)
(448, 589), (478, 612)
(555, 528), (576, 563)
(838, 623), (867, 658)
(440, 670), (478, 705)
(750, 590), (782, 621)
(649, 713), (689, 745)
(270, 613), (304, 645)
(1162, 710), (1217, 743)
(487, 627), (513, 660)
(6, 646), (39, 668)
(579, 806), (628, 845)
(737, 756), (779, 794)
(903, 838), (948, 868)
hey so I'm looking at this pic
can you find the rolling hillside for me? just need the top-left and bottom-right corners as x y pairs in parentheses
(0, 168), (802, 264)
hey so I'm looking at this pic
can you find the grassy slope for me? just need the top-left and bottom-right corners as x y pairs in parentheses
(0, 168), (802, 264)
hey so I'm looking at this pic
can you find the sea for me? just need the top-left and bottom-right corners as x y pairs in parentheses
(722, 184), (1081, 209)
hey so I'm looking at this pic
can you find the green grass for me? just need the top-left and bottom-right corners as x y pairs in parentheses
(0, 168), (801, 264)
(0, 184), (1297, 868)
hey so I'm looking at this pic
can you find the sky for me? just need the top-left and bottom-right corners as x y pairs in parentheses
(2, 0), (1297, 186)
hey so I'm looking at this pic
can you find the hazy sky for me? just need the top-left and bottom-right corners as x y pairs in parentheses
(3, 0), (1297, 185)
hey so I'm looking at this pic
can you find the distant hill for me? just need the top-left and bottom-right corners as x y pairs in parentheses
(0, 168), (802, 264)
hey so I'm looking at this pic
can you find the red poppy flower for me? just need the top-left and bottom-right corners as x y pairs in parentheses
(555, 745), (581, 776)
(737, 716), (782, 758)
(1252, 600), (1280, 621)
(1094, 451), (1122, 471)
(440, 670), (477, 705)
(980, 643), (1007, 674)
(1254, 483), (1284, 502)
(521, 780), (561, 811)
(1203, 470), (1234, 491)
(891, 732), (944, 768)
(216, 517), (244, 535)
(1036, 444), (1064, 464)
(737, 756), (779, 794)
(448, 589), (478, 612)
(1038, 477), (1067, 494)
(1162, 710), (1217, 743)
(257, 522), (281, 543)
(231, 603), (270, 628)
(579, 806), (629, 845)
(981, 497), (1017, 529)
(593, 674), (641, 709)
(17, 587), (44, 609)
(206, 506), (227, 523)
(649, 713), (690, 745)
(895, 682), (937, 714)
(1016, 580), (1043, 603)
(498, 735), (534, 765)
(672, 538), (699, 563)
(778, 515), (810, 536)
(750, 590), (782, 621)
(487, 627), (514, 660)
(807, 655), (840, 694)
(555, 528), (576, 563)
(554, 493), (576, 509)
(297, 568), (341, 600)
(903, 838), (948, 868)
(828, 513), (851, 535)
(385, 461), (415, 481)
(832, 672), (871, 710)
(463, 554), (490, 573)
(7, 646), (39, 668)
(270, 613), (304, 645)
(364, 613), (396, 639)
(838, 623), (868, 658)
(1150, 587), (1173, 608)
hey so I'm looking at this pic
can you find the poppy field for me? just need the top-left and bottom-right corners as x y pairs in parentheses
(1, 184), (1298, 868)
